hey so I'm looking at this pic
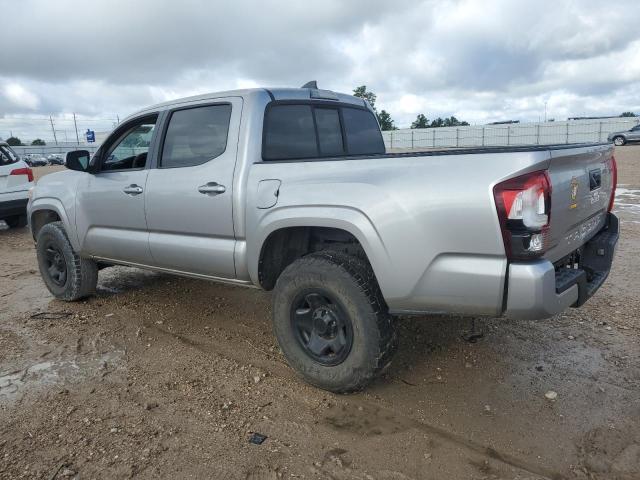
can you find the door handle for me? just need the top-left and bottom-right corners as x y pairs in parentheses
(123, 184), (144, 195)
(198, 182), (226, 195)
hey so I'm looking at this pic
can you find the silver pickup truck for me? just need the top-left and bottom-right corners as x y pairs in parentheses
(28, 84), (619, 392)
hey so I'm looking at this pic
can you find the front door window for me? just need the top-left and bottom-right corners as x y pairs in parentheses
(102, 118), (157, 171)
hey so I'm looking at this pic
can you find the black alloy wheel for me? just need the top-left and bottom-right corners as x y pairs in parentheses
(43, 240), (67, 286)
(291, 290), (353, 366)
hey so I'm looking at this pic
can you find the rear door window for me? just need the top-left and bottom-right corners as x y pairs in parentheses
(161, 104), (232, 168)
(342, 107), (385, 155)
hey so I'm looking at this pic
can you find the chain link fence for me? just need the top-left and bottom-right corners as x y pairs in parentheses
(0, 113), (117, 156)
(383, 117), (640, 149)
(3, 113), (638, 157)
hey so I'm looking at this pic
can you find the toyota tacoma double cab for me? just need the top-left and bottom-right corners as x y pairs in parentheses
(28, 83), (619, 392)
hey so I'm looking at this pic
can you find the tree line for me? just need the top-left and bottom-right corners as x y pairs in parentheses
(352, 85), (638, 131)
(3, 137), (46, 146)
(353, 85), (469, 131)
(2, 103), (637, 143)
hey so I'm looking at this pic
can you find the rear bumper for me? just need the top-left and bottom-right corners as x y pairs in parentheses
(505, 213), (619, 319)
(0, 197), (29, 219)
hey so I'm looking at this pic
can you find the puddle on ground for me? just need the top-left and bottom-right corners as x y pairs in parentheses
(97, 266), (163, 296)
(323, 403), (414, 436)
(0, 350), (123, 404)
(614, 185), (640, 223)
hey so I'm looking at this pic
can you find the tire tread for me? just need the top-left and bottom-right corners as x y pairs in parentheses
(36, 221), (97, 301)
(273, 250), (397, 392)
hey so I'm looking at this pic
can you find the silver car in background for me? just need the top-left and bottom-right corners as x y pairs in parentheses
(608, 123), (640, 145)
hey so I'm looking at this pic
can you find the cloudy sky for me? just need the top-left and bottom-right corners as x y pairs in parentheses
(1, 0), (640, 139)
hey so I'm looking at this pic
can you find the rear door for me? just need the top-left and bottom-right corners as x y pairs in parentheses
(545, 145), (615, 262)
(75, 114), (159, 264)
(144, 97), (241, 278)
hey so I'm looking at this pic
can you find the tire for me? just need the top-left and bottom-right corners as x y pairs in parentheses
(5, 215), (27, 228)
(272, 251), (397, 393)
(613, 136), (626, 146)
(36, 221), (98, 301)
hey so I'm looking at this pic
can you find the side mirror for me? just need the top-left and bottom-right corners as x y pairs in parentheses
(65, 150), (91, 172)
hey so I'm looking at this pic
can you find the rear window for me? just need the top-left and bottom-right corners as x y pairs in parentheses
(263, 105), (317, 160)
(263, 103), (384, 160)
(315, 108), (344, 156)
(342, 108), (386, 155)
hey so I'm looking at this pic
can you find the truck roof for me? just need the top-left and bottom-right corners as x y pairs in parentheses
(130, 87), (368, 119)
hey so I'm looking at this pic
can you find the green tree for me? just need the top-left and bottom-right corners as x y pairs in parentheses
(31, 138), (46, 146)
(427, 116), (470, 128)
(353, 85), (377, 112)
(443, 116), (470, 127)
(411, 114), (429, 129)
(6, 136), (22, 146)
(352, 86), (398, 130)
(377, 110), (397, 131)
(620, 112), (637, 117)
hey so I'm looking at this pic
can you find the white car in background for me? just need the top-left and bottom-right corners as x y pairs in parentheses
(0, 142), (33, 228)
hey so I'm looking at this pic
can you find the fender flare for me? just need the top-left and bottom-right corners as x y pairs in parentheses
(29, 198), (80, 251)
(247, 205), (392, 291)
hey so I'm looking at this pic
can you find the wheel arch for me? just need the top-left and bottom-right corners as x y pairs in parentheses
(29, 199), (79, 250)
(249, 206), (391, 292)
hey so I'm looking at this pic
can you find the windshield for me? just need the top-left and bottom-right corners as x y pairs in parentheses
(0, 145), (19, 166)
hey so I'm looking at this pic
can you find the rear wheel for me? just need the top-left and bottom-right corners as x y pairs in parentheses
(36, 221), (98, 301)
(272, 251), (397, 393)
(4, 215), (27, 228)
(613, 136), (626, 146)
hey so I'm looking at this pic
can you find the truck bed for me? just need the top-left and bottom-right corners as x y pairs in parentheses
(247, 142), (615, 316)
(260, 143), (609, 162)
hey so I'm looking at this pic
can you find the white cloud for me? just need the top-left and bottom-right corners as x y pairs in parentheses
(3, 83), (39, 110)
(0, 0), (639, 134)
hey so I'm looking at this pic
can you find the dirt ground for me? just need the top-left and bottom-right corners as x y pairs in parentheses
(1, 148), (639, 480)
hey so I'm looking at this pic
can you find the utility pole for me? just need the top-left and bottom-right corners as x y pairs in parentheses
(49, 115), (58, 145)
(73, 113), (80, 145)
(544, 101), (548, 122)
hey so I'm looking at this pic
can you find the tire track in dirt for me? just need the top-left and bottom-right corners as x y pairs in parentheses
(147, 322), (564, 480)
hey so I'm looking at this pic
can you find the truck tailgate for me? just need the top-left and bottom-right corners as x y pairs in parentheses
(545, 144), (615, 263)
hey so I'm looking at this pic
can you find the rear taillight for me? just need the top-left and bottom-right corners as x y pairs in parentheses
(606, 155), (617, 212)
(493, 170), (552, 260)
(10, 167), (34, 183)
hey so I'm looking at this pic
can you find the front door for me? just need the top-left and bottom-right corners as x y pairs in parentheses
(145, 98), (241, 278)
(75, 114), (159, 264)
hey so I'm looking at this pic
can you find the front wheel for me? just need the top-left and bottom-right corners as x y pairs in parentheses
(272, 251), (397, 393)
(36, 221), (98, 301)
(613, 136), (626, 146)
